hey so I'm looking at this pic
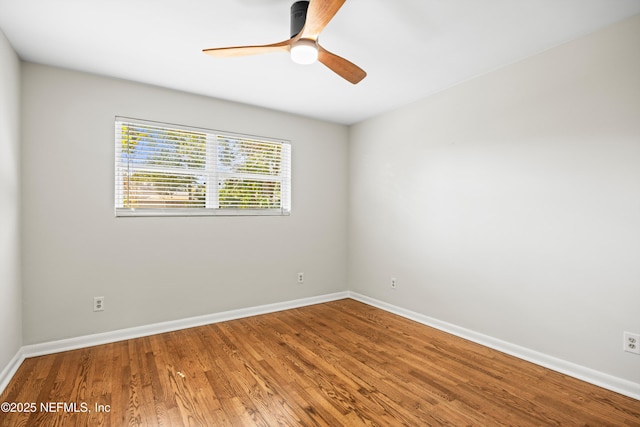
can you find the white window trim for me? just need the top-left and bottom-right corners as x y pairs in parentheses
(115, 116), (291, 217)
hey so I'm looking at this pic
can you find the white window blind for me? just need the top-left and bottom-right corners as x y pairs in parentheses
(115, 117), (291, 216)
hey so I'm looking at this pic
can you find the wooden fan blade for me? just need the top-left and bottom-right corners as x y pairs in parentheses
(317, 45), (366, 84)
(300, 0), (346, 40)
(203, 39), (292, 58)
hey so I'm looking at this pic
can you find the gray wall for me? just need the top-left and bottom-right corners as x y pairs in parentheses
(348, 15), (640, 383)
(0, 29), (22, 372)
(21, 64), (349, 344)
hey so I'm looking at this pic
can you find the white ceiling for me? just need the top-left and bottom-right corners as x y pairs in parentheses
(1, 0), (639, 124)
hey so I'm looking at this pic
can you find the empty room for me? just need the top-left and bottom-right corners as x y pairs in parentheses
(1, 0), (639, 425)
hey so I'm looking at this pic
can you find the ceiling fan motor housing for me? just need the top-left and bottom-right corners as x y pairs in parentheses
(290, 1), (309, 38)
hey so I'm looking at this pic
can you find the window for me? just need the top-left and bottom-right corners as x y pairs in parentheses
(115, 117), (291, 216)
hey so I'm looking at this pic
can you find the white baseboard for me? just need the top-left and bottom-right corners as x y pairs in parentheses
(347, 291), (640, 401)
(22, 291), (349, 358)
(0, 348), (25, 396)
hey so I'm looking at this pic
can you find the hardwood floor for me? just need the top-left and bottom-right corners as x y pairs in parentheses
(1, 299), (639, 426)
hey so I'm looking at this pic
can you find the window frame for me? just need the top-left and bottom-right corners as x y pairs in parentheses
(115, 116), (291, 217)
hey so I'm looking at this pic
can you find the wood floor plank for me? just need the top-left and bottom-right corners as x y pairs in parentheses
(2, 299), (639, 426)
(274, 311), (439, 425)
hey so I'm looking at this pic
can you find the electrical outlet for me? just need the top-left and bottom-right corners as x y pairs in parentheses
(390, 277), (397, 289)
(297, 272), (304, 284)
(623, 332), (640, 355)
(93, 296), (104, 312)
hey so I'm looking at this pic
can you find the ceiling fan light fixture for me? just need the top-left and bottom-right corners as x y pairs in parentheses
(290, 39), (318, 65)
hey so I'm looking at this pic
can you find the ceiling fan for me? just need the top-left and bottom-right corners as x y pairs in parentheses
(203, 0), (366, 84)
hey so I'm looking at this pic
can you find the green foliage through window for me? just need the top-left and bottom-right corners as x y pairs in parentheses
(115, 117), (291, 216)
